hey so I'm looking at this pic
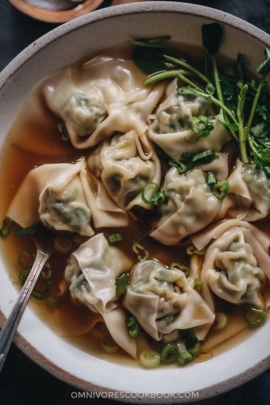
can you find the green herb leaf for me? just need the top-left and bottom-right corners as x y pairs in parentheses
(189, 115), (214, 138)
(215, 113), (239, 131)
(132, 47), (166, 74)
(257, 48), (270, 76)
(201, 22), (223, 54)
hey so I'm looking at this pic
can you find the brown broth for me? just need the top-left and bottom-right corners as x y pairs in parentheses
(0, 47), (269, 367)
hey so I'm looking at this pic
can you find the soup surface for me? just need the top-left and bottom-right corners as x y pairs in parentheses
(1, 36), (270, 368)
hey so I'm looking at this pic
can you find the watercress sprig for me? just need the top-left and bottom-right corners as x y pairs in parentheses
(129, 26), (270, 174)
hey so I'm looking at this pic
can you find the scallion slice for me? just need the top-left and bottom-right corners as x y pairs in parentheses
(125, 316), (140, 338)
(245, 308), (267, 327)
(211, 312), (228, 330)
(141, 182), (166, 206)
(206, 171), (217, 186)
(139, 350), (161, 369)
(107, 233), (124, 244)
(101, 337), (119, 354)
(194, 276), (203, 294)
(132, 242), (149, 261)
(160, 343), (179, 364)
(177, 351), (194, 366)
(212, 180), (229, 200)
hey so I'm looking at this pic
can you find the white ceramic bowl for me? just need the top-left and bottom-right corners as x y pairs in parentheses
(1, 2), (270, 402)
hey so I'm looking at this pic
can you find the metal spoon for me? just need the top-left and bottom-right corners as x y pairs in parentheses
(0, 226), (56, 373)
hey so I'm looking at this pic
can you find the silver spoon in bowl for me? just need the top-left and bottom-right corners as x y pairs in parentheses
(0, 226), (56, 373)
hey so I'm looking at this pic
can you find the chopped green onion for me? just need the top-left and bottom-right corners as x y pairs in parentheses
(212, 180), (230, 200)
(212, 312), (228, 330)
(188, 342), (202, 358)
(106, 233), (124, 244)
(245, 308), (267, 327)
(125, 316), (140, 338)
(0, 218), (13, 238)
(170, 263), (190, 277)
(116, 273), (129, 297)
(194, 276), (203, 294)
(206, 171), (217, 186)
(190, 149), (218, 166)
(177, 351), (194, 366)
(132, 242), (149, 261)
(181, 149), (218, 167)
(168, 159), (188, 174)
(125, 316), (137, 329)
(101, 336), (119, 354)
(14, 221), (42, 237)
(128, 323), (140, 338)
(141, 182), (166, 206)
(180, 329), (199, 350)
(139, 350), (161, 369)
(17, 251), (36, 269)
(160, 343), (179, 364)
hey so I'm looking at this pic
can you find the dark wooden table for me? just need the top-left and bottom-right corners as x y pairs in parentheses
(1, 0), (270, 404)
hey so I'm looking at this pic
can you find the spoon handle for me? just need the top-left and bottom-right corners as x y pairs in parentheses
(0, 250), (49, 373)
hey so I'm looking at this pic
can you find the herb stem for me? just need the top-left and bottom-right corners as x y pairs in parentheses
(210, 55), (224, 104)
(144, 70), (202, 90)
(245, 76), (266, 138)
(164, 55), (211, 85)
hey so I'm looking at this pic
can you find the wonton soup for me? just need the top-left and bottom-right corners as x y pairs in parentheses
(1, 24), (270, 369)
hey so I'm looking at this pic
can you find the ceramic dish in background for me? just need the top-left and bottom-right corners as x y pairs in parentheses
(1, 2), (270, 402)
(8, 0), (150, 23)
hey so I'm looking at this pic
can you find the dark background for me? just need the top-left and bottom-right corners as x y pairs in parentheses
(1, 0), (270, 404)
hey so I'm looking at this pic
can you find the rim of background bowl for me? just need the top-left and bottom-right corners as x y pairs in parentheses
(1, 2), (270, 402)
(8, 0), (104, 23)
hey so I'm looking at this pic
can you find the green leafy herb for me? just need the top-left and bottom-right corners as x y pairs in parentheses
(201, 22), (223, 54)
(189, 115), (214, 138)
(132, 47), (167, 75)
(130, 24), (270, 174)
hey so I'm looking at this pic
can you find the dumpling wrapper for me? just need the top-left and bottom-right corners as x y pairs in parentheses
(123, 259), (215, 341)
(150, 154), (229, 245)
(148, 79), (231, 159)
(44, 56), (166, 149)
(192, 219), (269, 311)
(65, 233), (137, 357)
(7, 159), (128, 235)
(88, 130), (161, 210)
(219, 159), (270, 221)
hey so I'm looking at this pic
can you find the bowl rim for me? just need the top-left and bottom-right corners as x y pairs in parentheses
(1, 2), (270, 402)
